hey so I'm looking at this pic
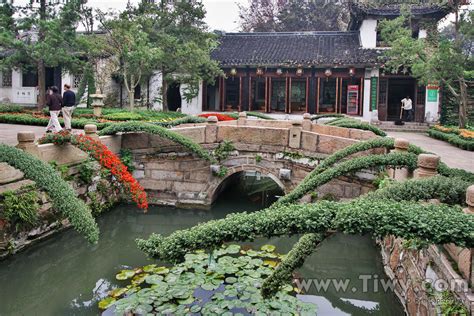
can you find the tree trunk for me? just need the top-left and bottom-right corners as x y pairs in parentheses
(37, 60), (46, 110)
(128, 90), (135, 110)
(162, 79), (169, 111)
(459, 79), (468, 129)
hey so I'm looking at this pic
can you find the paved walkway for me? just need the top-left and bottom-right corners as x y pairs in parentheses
(387, 131), (474, 173)
(0, 124), (80, 146)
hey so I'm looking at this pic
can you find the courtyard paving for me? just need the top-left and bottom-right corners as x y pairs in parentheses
(0, 124), (80, 146)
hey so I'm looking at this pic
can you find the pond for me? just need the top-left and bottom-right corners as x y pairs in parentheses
(0, 184), (404, 315)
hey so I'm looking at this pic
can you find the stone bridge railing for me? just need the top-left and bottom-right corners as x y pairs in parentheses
(9, 114), (379, 208)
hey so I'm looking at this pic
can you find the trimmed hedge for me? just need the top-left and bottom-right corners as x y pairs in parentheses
(0, 145), (99, 243)
(0, 104), (24, 113)
(152, 116), (206, 128)
(366, 175), (470, 206)
(311, 113), (345, 121)
(246, 112), (275, 120)
(261, 233), (324, 298)
(428, 128), (474, 151)
(326, 118), (387, 137)
(0, 113), (110, 130)
(98, 122), (216, 163)
(137, 199), (474, 262)
(277, 152), (418, 204)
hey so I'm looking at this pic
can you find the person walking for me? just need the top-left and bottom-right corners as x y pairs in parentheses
(62, 84), (76, 131)
(45, 86), (63, 133)
(401, 95), (413, 122)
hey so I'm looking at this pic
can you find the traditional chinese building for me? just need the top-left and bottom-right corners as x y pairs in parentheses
(200, 3), (451, 123)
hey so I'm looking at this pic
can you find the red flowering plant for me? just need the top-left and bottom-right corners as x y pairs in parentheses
(198, 113), (236, 121)
(38, 132), (148, 210)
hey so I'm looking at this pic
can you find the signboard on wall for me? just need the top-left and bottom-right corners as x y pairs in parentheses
(427, 86), (438, 102)
(347, 85), (359, 115)
(370, 77), (378, 111)
(12, 87), (37, 104)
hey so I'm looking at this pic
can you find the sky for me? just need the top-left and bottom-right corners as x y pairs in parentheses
(89, 0), (247, 32)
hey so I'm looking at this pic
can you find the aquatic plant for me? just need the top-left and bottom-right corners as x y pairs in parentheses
(99, 244), (316, 314)
(0, 144), (99, 243)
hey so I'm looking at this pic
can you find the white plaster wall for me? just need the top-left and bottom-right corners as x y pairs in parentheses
(149, 71), (163, 111)
(425, 87), (440, 123)
(362, 68), (379, 122)
(0, 87), (12, 102)
(9, 69), (37, 105)
(419, 29), (427, 39)
(360, 19), (378, 48)
(180, 82), (202, 115)
(61, 72), (78, 93)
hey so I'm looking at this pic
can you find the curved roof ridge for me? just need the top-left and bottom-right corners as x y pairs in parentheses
(221, 31), (360, 36)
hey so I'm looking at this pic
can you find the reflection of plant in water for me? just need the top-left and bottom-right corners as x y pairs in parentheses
(99, 244), (316, 314)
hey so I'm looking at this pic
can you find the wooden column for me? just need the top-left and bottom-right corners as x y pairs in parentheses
(285, 77), (289, 114)
(268, 77), (272, 113)
(248, 76), (252, 111)
(305, 77), (309, 113)
(316, 77), (320, 114)
(201, 81), (207, 111)
(239, 76), (243, 112)
(359, 77), (364, 116)
(335, 77), (339, 113)
(288, 77), (292, 114)
(218, 77), (224, 111)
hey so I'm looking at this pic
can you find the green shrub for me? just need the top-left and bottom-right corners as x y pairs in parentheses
(246, 112), (275, 120)
(427, 128), (474, 151)
(103, 112), (144, 121)
(0, 104), (24, 113)
(326, 118), (387, 137)
(152, 115), (206, 128)
(78, 160), (96, 184)
(1, 188), (39, 231)
(213, 140), (235, 162)
(0, 144), (99, 243)
(277, 152), (418, 204)
(311, 113), (345, 121)
(261, 233), (324, 298)
(137, 199), (474, 262)
(99, 122), (216, 163)
(119, 149), (135, 173)
(0, 113), (110, 130)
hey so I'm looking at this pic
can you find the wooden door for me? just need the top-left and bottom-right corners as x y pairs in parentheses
(415, 85), (426, 123)
(378, 79), (388, 121)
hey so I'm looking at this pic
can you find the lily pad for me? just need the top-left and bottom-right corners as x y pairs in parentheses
(261, 244), (276, 253)
(109, 287), (128, 298)
(154, 266), (170, 275)
(263, 259), (278, 268)
(145, 274), (164, 285)
(98, 297), (116, 310)
(116, 269), (136, 280)
(226, 244), (241, 254)
(225, 276), (237, 284)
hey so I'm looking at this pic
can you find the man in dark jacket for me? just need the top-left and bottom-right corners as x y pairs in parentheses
(62, 84), (76, 131)
(46, 86), (63, 133)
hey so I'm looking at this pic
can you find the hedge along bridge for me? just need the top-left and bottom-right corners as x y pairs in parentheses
(9, 113), (382, 209)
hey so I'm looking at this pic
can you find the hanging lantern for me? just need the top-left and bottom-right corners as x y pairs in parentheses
(324, 68), (332, 77)
(229, 68), (237, 76)
(296, 67), (303, 76)
(276, 68), (283, 76)
(256, 68), (264, 76)
(349, 67), (356, 77)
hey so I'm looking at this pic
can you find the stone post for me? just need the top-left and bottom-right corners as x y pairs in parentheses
(205, 116), (218, 144)
(238, 112), (247, 126)
(413, 154), (439, 178)
(84, 124), (99, 141)
(289, 120), (302, 149)
(16, 131), (39, 157)
(90, 92), (105, 117)
(388, 138), (410, 180)
(302, 113), (312, 131)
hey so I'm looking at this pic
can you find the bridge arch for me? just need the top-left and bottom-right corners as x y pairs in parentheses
(206, 164), (289, 204)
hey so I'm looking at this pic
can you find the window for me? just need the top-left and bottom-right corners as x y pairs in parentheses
(134, 84), (141, 100)
(73, 73), (83, 89)
(1, 70), (12, 87)
(22, 70), (38, 87)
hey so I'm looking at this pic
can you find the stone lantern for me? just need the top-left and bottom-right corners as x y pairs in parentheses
(90, 90), (105, 117)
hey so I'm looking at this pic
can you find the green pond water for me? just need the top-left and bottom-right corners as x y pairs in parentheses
(0, 188), (404, 315)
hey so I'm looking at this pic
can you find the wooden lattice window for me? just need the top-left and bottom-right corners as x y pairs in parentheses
(73, 74), (83, 89)
(1, 70), (12, 87)
(417, 85), (426, 105)
(378, 79), (388, 106)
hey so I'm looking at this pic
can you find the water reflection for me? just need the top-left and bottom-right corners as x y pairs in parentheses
(0, 188), (403, 315)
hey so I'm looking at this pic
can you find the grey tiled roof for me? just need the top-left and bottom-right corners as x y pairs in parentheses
(211, 31), (382, 67)
(356, 4), (450, 17)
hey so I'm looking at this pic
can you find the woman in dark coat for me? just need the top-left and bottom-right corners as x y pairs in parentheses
(45, 86), (63, 133)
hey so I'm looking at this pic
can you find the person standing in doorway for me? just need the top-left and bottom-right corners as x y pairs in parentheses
(62, 84), (76, 132)
(401, 95), (413, 122)
(45, 86), (63, 133)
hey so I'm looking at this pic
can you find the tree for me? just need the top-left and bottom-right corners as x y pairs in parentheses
(379, 2), (473, 128)
(97, 10), (161, 110)
(238, 0), (349, 32)
(127, 1), (222, 110)
(0, 0), (85, 109)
